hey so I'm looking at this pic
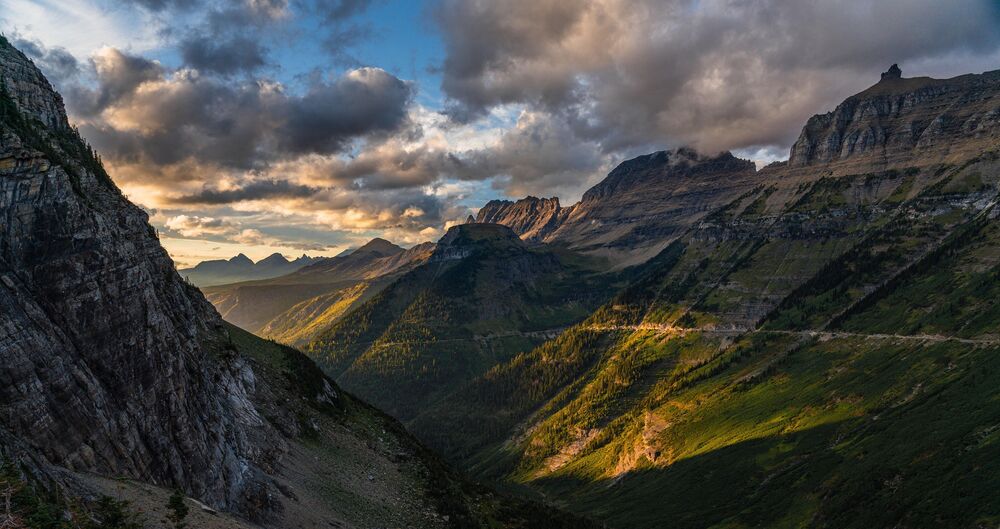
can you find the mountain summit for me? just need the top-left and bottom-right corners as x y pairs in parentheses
(475, 147), (761, 266)
(179, 252), (318, 286)
(789, 65), (1000, 169)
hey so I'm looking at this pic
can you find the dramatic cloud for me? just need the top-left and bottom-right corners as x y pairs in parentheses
(8, 0), (1000, 265)
(171, 180), (319, 205)
(163, 214), (235, 237)
(435, 0), (1000, 153)
(68, 48), (163, 118)
(453, 110), (611, 197)
(179, 35), (269, 75)
(280, 68), (412, 155)
(68, 48), (412, 174)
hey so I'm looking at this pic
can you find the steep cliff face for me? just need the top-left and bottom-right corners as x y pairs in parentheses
(475, 197), (567, 242)
(474, 148), (762, 267)
(1, 36), (284, 516)
(789, 65), (1000, 171)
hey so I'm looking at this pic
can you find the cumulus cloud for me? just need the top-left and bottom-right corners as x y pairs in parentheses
(12, 0), (1000, 257)
(280, 68), (412, 155)
(163, 214), (235, 237)
(452, 110), (611, 197)
(435, 0), (1000, 153)
(68, 48), (163, 118)
(66, 48), (412, 174)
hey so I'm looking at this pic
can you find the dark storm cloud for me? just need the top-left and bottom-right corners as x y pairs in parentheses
(180, 35), (268, 75)
(279, 68), (412, 155)
(69, 49), (413, 173)
(67, 49), (162, 118)
(434, 0), (1000, 154)
(171, 180), (319, 204)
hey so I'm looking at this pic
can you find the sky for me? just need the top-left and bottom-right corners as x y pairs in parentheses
(2, 0), (1000, 267)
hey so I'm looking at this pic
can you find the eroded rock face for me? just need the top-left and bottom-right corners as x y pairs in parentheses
(0, 36), (287, 520)
(475, 197), (567, 242)
(475, 148), (762, 267)
(789, 66), (1000, 169)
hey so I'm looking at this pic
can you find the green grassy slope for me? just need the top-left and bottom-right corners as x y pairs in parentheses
(305, 224), (619, 451)
(433, 154), (1000, 528)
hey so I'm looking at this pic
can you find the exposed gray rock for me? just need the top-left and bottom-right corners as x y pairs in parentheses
(475, 196), (565, 242)
(789, 68), (1000, 168)
(478, 148), (762, 267)
(0, 35), (290, 522)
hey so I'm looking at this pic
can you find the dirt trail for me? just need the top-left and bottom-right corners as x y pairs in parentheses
(580, 323), (1000, 346)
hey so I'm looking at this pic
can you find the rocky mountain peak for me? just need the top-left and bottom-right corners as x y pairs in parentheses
(475, 196), (564, 242)
(0, 35), (69, 130)
(469, 146), (761, 267)
(258, 252), (290, 265)
(788, 66), (1000, 169)
(354, 237), (404, 256)
(432, 223), (524, 261)
(229, 252), (254, 265)
(584, 148), (754, 203)
(881, 63), (902, 81)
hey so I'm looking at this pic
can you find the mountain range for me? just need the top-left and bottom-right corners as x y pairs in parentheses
(178, 252), (321, 287)
(187, 63), (1000, 528)
(4, 26), (1000, 529)
(202, 238), (436, 344)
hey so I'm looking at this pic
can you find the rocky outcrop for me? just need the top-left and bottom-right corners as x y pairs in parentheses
(430, 223), (526, 261)
(475, 148), (761, 267)
(475, 197), (568, 242)
(788, 65), (1000, 170)
(0, 36), (289, 518)
(0, 38), (67, 129)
